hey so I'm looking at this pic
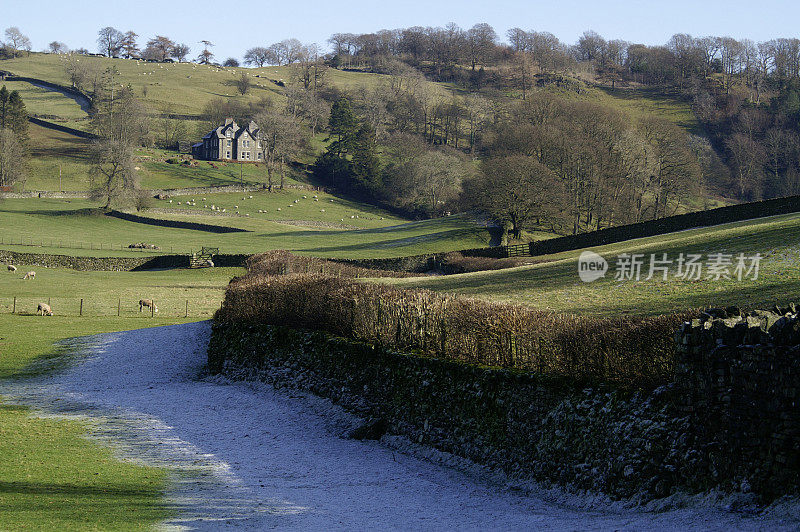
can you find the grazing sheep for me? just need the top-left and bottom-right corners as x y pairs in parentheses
(139, 299), (158, 313)
(7, 264), (16, 272)
(23, 271), (35, 280)
(37, 303), (53, 316)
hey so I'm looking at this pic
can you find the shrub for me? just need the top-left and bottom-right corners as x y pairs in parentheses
(216, 269), (696, 386)
(247, 250), (421, 279)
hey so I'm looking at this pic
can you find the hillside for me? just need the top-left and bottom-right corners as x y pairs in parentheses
(0, 196), (492, 258)
(383, 211), (800, 316)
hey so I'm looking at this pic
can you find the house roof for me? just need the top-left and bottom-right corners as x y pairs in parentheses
(201, 118), (259, 142)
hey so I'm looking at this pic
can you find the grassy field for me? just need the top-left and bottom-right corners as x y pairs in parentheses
(0, 265), (240, 319)
(0, 257), (242, 529)
(1, 79), (87, 125)
(0, 196), (492, 258)
(135, 150), (306, 190)
(592, 86), (703, 135)
(383, 212), (800, 316)
(20, 125), (308, 192)
(1, 53), (402, 115)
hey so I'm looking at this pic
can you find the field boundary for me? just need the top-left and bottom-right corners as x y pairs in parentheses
(105, 210), (250, 233)
(463, 194), (800, 258)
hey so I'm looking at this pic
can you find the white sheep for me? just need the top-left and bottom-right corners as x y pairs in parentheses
(23, 271), (35, 280)
(37, 302), (53, 316)
(139, 299), (158, 313)
(7, 264), (16, 272)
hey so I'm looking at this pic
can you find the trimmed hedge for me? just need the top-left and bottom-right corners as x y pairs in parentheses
(216, 272), (695, 386)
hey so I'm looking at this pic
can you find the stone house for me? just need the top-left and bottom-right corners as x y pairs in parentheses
(192, 118), (262, 162)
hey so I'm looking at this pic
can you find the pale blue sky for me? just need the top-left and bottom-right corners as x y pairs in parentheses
(5, 0), (799, 61)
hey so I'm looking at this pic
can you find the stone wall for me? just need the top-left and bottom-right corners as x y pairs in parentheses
(673, 308), (800, 499)
(0, 249), (189, 271)
(208, 309), (800, 502)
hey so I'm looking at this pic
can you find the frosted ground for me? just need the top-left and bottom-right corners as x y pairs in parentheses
(2, 322), (798, 530)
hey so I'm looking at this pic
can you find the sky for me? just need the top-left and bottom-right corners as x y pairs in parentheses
(4, 0), (800, 61)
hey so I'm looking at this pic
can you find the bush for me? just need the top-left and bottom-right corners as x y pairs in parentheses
(247, 250), (421, 279)
(440, 252), (543, 274)
(216, 268), (696, 386)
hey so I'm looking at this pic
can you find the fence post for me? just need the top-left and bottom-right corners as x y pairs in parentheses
(118, 298), (121, 317)
(185, 299), (188, 318)
(79, 298), (83, 317)
(12, 296), (15, 314)
(151, 301), (154, 318)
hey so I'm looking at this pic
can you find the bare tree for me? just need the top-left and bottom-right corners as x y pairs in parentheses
(121, 31), (139, 58)
(293, 44), (327, 91)
(467, 155), (565, 239)
(244, 47), (271, 67)
(465, 23), (497, 71)
(235, 71), (251, 95)
(48, 41), (67, 54)
(171, 43), (190, 62)
(97, 27), (124, 57)
(4, 27), (31, 53)
(197, 40), (214, 64)
(254, 107), (306, 190)
(89, 137), (136, 209)
(0, 127), (27, 188)
(143, 35), (175, 61)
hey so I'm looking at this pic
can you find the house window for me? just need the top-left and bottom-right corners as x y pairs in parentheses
(257, 153), (262, 160)
(227, 139), (231, 146)
(226, 151), (230, 158)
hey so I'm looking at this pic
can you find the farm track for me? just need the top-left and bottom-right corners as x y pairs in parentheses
(1, 322), (798, 530)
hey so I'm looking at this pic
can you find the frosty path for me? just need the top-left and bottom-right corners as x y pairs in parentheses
(2, 321), (797, 530)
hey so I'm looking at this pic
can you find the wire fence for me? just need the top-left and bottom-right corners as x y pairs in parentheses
(0, 236), (193, 255)
(2, 296), (221, 319)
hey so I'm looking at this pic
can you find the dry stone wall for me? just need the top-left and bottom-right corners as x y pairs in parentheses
(208, 307), (800, 502)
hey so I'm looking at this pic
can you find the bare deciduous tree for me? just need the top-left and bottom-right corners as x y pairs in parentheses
(0, 127), (27, 188)
(97, 26), (124, 57)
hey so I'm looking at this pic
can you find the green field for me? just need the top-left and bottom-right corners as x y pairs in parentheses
(1, 79), (88, 127)
(383, 213), (800, 316)
(0, 265), (240, 319)
(0, 197), (492, 258)
(593, 86), (702, 135)
(1, 53), (402, 115)
(0, 253), (242, 529)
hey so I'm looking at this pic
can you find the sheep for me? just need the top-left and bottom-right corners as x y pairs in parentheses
(205, 259), (215, 267)
(7, 264), (16, 272)
(23, 271), (35, 280)
(139, 299), (158, 313)
(37, 303), (53, 316)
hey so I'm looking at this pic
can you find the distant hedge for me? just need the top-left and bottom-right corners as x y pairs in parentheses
(217, 272), (695, 386)
(464, 194), (800, 258)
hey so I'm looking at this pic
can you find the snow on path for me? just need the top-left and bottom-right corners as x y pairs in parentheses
(1, 321), (798, 530)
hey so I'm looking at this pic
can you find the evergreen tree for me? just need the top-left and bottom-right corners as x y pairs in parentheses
(7, 90), (28, 140)
(328, 97), (357, 156)
(0, 86), (28, 140)
(351, 124), (382, 194)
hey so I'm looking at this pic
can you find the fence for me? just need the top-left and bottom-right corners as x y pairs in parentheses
(2, 296), (221, 319)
